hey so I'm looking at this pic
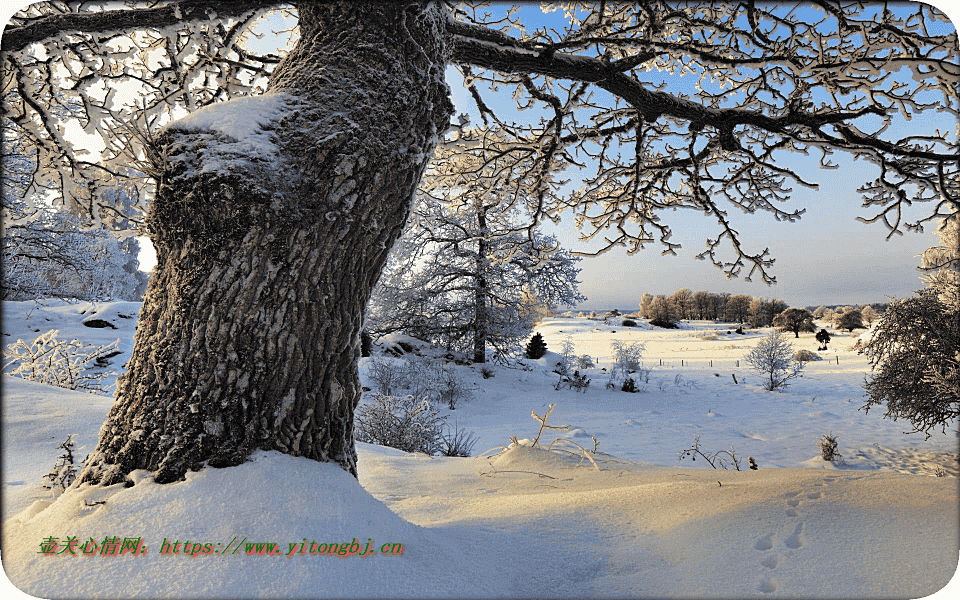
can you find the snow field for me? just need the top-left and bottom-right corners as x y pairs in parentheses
(2, 302), (958, 598)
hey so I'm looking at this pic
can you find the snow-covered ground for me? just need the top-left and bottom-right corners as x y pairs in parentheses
(2, 300), (957, 598)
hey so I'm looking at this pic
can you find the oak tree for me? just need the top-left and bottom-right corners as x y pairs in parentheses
(4, 2), (957, 485)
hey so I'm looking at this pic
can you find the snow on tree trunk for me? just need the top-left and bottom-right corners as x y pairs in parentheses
(78, 4), (453, 486)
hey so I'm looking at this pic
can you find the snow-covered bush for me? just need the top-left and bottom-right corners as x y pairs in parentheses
(607, 340), (646, 391)
(439, 423), (479, 457)
(744, 331), (803, 391)
(4, 330), (119, 394)
(366, 356), (410, 397)
(621, 319), (637, 327)
(355, 393), (445, 455)
(434, 367), (470, 410)
(575, 354), (594, 370)
(794, 349), (822, 364)
(557, 336), (576, 373)
(365, 355), (471, 409)
(817, 434), (842, 462)
(43, 435), (79, 496)
(3, 191), (148, 302)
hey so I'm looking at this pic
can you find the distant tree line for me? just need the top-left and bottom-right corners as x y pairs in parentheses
(630, 288), (885, 331)
(637, 289), (789, 327)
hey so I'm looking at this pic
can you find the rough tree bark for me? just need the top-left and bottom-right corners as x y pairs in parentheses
(79, 3), (452, 485)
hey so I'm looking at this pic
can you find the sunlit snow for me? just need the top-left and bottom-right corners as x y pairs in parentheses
(2, 301), (957, 598)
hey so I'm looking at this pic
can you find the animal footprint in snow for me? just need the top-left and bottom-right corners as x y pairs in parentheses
(785, 508), (798, 517)
(755, 534), (774, 551)
(785, 523), (806, 549)
(786, 498), (801, 507)
(806, 491), (821, 500)
(759, 576), (779, 593)
(783, 491), (801, 497)
(760, 554), (779, 569)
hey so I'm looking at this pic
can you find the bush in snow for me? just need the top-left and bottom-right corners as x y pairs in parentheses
(4, 330), (119, 394)
(575, 354), (594, 370)
(794, 349), (822, 364)
(817, 433), (842, 462)
(607, 340), (646, 391)
(678, 435), (743, 470)
(434, 367), (471, 410)
(743, 331), (803, 391)
(621, 319), (637, 327)
(355, 393), (445, 455)
(525, 332), (547, 359)
(43, 435), (79, 496)
(366, 355), (471, 409)
(649, 318), (678, 329)
(439, 423), (479, 457)
(366, 356), (410, 397)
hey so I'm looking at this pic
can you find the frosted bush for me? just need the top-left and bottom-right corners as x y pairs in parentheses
(744, 331), (803, 391)
(576, 354), (594, 370)
(817, 433), (843, 462)
(794, 349), (822, 364)
(365, 355), (471, 408)
(365, 356), (410, 397)
(557, 336), (577, 375)
(4, 330), (118, 394)
(611, 340), (645, 371)
(355, 393), (445, 455)
(43, 435), (79, 496)
(608, 340), (646, 390)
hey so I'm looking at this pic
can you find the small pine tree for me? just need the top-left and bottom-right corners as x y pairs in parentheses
(525, 332), (548, 359)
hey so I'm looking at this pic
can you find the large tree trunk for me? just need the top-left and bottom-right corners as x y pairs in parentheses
(79, 3), (452, 486)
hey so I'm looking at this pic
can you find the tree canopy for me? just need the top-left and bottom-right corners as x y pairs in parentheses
(4, 1), (958, 283)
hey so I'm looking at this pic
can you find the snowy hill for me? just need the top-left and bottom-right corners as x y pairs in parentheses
(2, 301), (957, 598)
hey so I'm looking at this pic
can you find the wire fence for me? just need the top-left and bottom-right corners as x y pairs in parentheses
(589, 356), (846, 370)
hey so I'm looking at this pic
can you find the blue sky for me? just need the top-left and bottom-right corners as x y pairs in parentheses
(443, 3), (958, 310)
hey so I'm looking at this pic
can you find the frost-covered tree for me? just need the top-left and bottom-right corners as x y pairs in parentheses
(812, 306), (827, 320)
(647, 295), (678, 325)
(860, 305), (876, 325)
(772, 308), (816, 338)
(5, 3), (958, 485)
(836, 308), (865, 332)
(744, 331), (804, 391)
(367, 147), (585, 362)
(724, 294), (753, 324)
(691, 291), (714, 320)
(3, 128), (148, 301)
(919, 210), (960, 307)
(669, 288), (693, 320)
(863, 290), (960, 436)
(638, 293), (654, 319)
(863, 210), (960, 436)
